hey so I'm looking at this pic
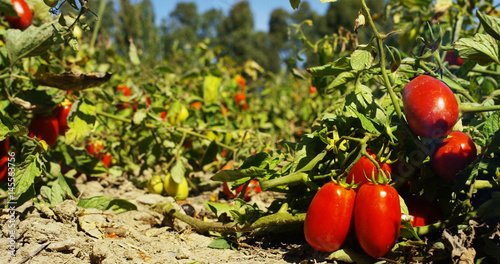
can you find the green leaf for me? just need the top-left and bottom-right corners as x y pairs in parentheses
(348, 106), (380, 134)
(454, 34), (500, 66)
(307, 57), (351, 77)
(132, 108), (147, 124)
(129, 41), (141, 66)
(6, 21), (63, 65)
(350, 47), (373, 71)
(211, 167), (266, 182)
(239, 152), (270, 169)
(0, 0), (18, 16)
(0, 112), (28, 141)
(320, 0), (338, 3)
(325, 71), (356, 94)
(14, 155), (42, 198)
(170, 157), (186, 184)
(106, 199), (138, 214)
(208, 237), (233, 249)
(204, 202), (233, 218)
(483, 111), (500, 138)
(289, 0), (301, 9)
(328, 248), (373, 263)
(477, 12), (500, 41)
(78, 196), (137, 213)
(477, 194), (500, 218)
(203, 75), (221, 105)
(65, 98), (96, 145)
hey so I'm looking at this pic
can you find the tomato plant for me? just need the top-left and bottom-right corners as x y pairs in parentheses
(430, 131), (477, 180)
(304, 181), (355, 252)
(29, 115), (59, 147)
(222, 180), (262, 201)
(5, 0), (32, 31)
(402, 75), (459, 138)
(347, 150), (392, 189)
(354, 183), (401, 259)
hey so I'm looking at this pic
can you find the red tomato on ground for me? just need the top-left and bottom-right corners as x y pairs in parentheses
(402, 75), (459, 138)
(304, 181), (356, 252)
(355, 183), (401, 258)
(347, 150), (392, 189)
(444, 50), (464, 67)
(404, 196), (443, 227)
(5, 0), (32, 30)
(0, 156), (9, 182)
(430, 131), (477, 180)
(57, 103), (72, 135)
(29, 115), (59, 147)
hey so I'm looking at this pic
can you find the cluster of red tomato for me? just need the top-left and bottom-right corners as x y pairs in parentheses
(403, 74), (477, 180)
(304, 73), (478, 258)
(234, 75), (248, 110)
(304, 176), (400, 258)
(28, 102), (72, 147)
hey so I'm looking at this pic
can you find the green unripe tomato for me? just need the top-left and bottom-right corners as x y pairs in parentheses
(43, 0), (58, 7)
(73, 25), (83, 39)
(168, 104), (189, 125)
(147, 175), (164, 195)
(163, 173), (189, 200)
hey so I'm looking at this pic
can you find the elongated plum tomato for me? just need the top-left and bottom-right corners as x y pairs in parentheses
(5, 0), (32, 30)
(347, 150), (392, 190)
(355, 183), (401, 258)
(402, 75), (459, 138)
(29, 115), (59, 147)
(57, 103), (72, 135)
(430, 131), (477, 180)
(304, 181), (356, 252)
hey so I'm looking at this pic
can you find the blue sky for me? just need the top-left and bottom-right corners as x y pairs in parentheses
(148, 0), (330, 31)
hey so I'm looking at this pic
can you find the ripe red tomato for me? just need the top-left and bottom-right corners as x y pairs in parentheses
(234, 92), (248, 110)
(444, 50), (464, 67)
(101, 153), (112, 168)
(404, 196), (443, 227)
(304, 181), (356, 252)
(57, 103), (72, 136)
(0, 138), (10, 157)
(29, 115), (59, 147)
(0, 156), (9, 182)
(309, 84), (317, 95)
(430, 131), (477, 180)
(347, 150), (392, 189)
(116, 85), (136, 110)
(355, 183), (401, 258)
(222, 180), (261, 201)
(5, 0), (32, 30)
(86, 140), (105, 159)
(189, 101), (202, 111)
(402, 75), (459, 138)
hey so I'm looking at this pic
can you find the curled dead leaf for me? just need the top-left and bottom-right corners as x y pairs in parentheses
(36, 72), (112, 91)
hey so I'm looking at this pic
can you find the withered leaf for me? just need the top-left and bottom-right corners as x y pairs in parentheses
(36, 72), (112, 91)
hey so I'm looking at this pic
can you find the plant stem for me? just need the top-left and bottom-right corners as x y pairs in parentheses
(90, 0), (107, 52)
(360, 0), (403, 121)
(157, 203), (306, 234)
(415, 211), (477, 236)
(460, 104), (500, 113)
